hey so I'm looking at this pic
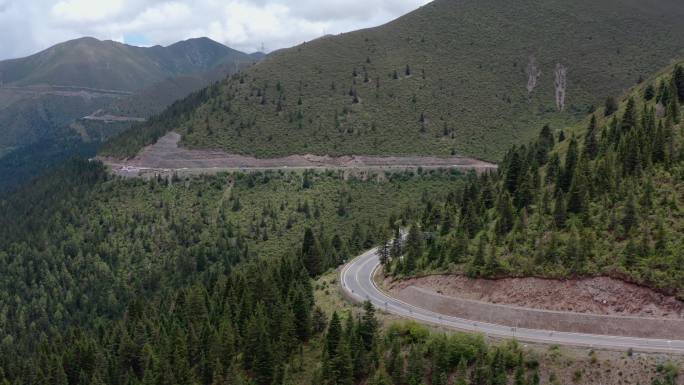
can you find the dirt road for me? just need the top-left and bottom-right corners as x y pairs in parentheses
(100, 132), (498, 177)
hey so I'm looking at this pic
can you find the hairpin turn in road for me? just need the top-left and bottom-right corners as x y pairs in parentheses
(340, 247), (684, 354)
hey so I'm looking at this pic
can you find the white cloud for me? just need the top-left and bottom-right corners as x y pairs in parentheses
(0, 0), (432, 59)
(52, 0), (125, 22)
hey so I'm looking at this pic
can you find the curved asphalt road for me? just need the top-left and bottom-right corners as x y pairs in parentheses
(341, 247), (684, 354)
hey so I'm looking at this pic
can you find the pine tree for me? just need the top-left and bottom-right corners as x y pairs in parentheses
(454, 357), (468, 385)
(553, 192), (566, 229)
(622, 194), (637, 234)
(644, 84), (656, 101)
(292, 287), (312, 342)
(325, 312), (342, 357)
(566, 164), (587, 214)
(504, 150), (522, 193)
(331, 338), (354, 385)
(604, 96), (618, 116)
(604, 97), (618, 116)
(301, 228), (322, 277)
(559, 137), (578, 192)
(668, 87), (680, 123)
(404, 224), (423, 273)
(406, 345), (424, 385)
(673, 64), (684, 102)
(495, 192), (514, 236)
(583, 115), (599, 159)
(657, 79), (672, 107)
(245, 307), (273, 385)
(620, 97), (638, 132)
(368, 368), (392, 385)
(359, 301), (378, 352)
(387, 340), (404, 385)
(469, 235), (487, 276)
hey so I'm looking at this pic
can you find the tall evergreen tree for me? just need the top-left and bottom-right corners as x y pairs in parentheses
(621, 97), (638, 133)
(559, 137), (578, 192)
(403, 224), (423, 273)
(495, 192), (515, 236)
(622, 194), (638, 234)
(673, 64), (684, 102)
(301, 228), (322, 277)
(504, 150), (523, 193)
(359, 301), (378, 352)
(604, 96), (618, 116)
(583, 115), (599, 159)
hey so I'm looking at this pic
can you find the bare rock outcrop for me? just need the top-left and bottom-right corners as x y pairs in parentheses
(554, 63), (567, 111)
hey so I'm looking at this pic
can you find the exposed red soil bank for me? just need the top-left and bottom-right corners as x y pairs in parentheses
(381, 274), (684, 339)
(387, 275), (684, 318)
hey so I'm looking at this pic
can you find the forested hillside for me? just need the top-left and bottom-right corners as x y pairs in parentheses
(0, 160), (466, 384)
(387, 63), (684, 299)
(3, 162), (675, 385)
(102, 0), (684, 161)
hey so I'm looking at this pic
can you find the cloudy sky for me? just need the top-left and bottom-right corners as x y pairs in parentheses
(0, 0), (431, 60)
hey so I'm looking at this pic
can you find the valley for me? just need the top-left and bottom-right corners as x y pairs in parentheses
(1, 1), (684, 384)
(0, 37), (261, 194)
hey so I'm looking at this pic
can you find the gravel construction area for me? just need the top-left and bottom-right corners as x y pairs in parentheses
(387, 275), (684, 319)
(100, 132), (497, 177)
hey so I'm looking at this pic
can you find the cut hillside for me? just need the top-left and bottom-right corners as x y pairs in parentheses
(384, 60), (684, 299)
(103, 0), (684, 161)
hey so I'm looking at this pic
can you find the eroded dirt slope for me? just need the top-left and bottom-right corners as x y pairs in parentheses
(387, 275), (684, 319)
(100, 132), (497, 177)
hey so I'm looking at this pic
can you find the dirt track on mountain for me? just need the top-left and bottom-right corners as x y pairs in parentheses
(100, 132), (498, 177)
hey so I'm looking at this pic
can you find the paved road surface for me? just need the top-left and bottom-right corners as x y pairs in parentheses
(340, 247), (684, 354)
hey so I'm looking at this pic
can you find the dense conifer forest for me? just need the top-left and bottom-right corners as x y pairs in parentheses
(386, 64), (684, 299)
(0, 161), (499, 384)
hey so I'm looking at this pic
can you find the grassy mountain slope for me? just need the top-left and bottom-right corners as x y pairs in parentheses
(0, 37), (252, 91)
(105, 0), (684, 161)
(103, 63), (241, 118)
(0, 38), (262, 194)
(390, 61), (684, 298)
(0, 36), (257, 149)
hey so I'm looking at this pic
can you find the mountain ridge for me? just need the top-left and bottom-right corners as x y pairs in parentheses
(0, 36), (262, 194)
(102, 0), (684, 161)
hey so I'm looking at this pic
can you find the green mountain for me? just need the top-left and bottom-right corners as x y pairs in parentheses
(0, 36), (250, 90)
(0, 39), (682, 385)
(104, 0), (684, 161)
(0, 37), (260, 194)
(391, 62), (684, 299)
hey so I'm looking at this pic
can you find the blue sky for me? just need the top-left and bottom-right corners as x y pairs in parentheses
(0, 0), (431, 60)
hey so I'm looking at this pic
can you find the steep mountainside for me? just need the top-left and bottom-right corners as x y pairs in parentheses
(0, 37), (260, 194)
(389, 61), (684, 299)
(0, 37), (250, 90)
(104, 0), (684, 161)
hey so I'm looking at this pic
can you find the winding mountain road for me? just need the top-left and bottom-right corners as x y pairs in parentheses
(340, 247), (684, 354)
